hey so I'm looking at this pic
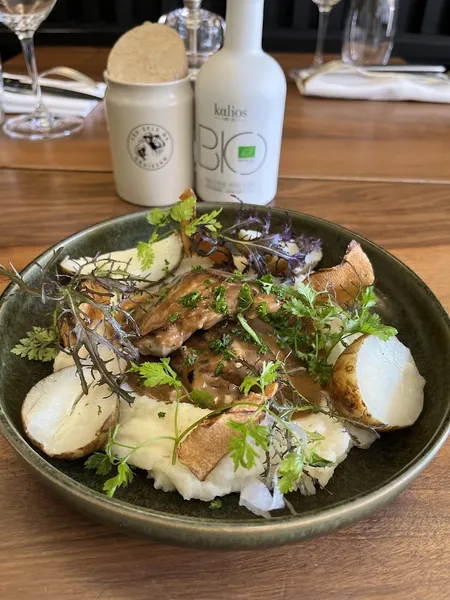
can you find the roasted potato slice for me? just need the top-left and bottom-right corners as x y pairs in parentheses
(329, 334), (425, 430)
(309, 240), (374, 306)
(22, 366), (119, 459)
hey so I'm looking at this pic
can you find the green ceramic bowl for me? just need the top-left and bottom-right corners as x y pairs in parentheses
(0, 206), (449, 549)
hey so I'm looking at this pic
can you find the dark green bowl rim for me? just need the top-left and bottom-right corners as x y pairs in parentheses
(1, 205), (449, 546)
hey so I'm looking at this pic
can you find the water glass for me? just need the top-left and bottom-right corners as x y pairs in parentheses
(342, 0), (397, 65)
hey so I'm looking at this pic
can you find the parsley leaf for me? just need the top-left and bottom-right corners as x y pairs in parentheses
(129, 359), (181, 389)
(158, 411), (166, 419)
(189, 389), (216, 409)
(214, 360), (225, 376)
(239, 374), (260, 396)
(209, 334), (236, 361)
(85, 452), (113, 476)
(147, 207), (171, 227)
(11, 326), (60, 362)
(103, 462), (134, 498)
(209, 498), (223, 510)
(137, 240), (155, 271)
(184, 209), (223, 237)
(168, 312), (180, 323)
(238, 283), (253, 312)
(179, 291), (203, 309)
(171, 196), (196, 223)
(182, 347), (198, 367)
(240, 360), (283, 396)
(212, 285), (228, 314)
(259, 273), (275, 294)
(278, 452), (304, 494)
(228, 420), (269, 471)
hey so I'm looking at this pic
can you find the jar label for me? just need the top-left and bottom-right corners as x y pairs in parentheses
(127, 124), (174, 171)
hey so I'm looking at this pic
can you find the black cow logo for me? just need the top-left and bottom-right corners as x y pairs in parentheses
(128, 124), (174, 171)
(143, 134), (166, 154)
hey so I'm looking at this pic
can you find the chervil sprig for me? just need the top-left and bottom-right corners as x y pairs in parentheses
(129, 359), (181, 389)
(137, 195), (222, 270)
(11, 325), (60, 362)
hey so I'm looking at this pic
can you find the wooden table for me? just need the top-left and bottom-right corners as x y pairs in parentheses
(0, 48), (449, 600)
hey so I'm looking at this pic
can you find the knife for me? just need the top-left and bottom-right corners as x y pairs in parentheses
(3, 76), (103, 101)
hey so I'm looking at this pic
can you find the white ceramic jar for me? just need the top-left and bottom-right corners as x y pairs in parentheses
(104, 74), (194, 207)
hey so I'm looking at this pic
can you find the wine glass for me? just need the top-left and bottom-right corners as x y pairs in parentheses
(312, 0), (342, 69)
(0, 0), (84, 140)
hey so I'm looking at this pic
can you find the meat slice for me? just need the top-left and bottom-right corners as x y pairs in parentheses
(134, 271), (280, 357)
(171, 320), (283, 407)
(178, 384), (278, 481)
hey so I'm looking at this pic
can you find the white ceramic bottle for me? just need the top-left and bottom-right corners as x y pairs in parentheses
(195, 0), (287, 205)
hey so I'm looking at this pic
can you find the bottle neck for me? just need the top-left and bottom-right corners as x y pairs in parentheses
(224, 0), (264, 53)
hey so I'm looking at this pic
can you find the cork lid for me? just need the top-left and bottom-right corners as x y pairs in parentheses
(107, 22), (189, 84)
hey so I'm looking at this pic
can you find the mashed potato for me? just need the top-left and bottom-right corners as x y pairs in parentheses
(114, 395), (264, 502)
(113, 394), (352, 503)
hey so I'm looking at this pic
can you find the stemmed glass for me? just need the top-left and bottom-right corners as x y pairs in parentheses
(0, 0), (84, 140)
(289, 0), (342, 81)
(311, 0), (342, 68)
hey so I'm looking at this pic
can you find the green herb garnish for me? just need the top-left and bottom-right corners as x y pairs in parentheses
(212, 285), (228, 314)
(85, 425), (135, 498)
(189, 389), (216, 409)
(129, 359), (181, 389)
(236, 313), (262, 346)
(11, 326), (60, 362)
(183, 347), (198, 367)
(240, 360), (283, 396)
(183, 209), (223, 237)
(178, 291), (203, 309)
(238, 283), (253, 312)
(228, 420), (270, 471)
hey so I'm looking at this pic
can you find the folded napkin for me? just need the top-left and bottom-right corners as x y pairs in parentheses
(3, 71), (106, 117)
(293, 62), (450, 103)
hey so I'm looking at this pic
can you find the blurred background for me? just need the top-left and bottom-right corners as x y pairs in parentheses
(0, 0), (449, 64)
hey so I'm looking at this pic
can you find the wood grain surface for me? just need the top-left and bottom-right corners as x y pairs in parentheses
(3, 48), (450, 182)
(0, 48), (449, 600)
(1, 171), (449, 249)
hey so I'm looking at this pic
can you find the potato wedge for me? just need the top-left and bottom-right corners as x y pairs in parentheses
(329, 334), (425, 430)
(309, 240), (374, 306)
(60, 232), (183, 289)
(22, 366), (119, 459)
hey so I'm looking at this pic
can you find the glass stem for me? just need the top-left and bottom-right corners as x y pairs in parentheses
(19, 35), (48, 117)
(313, 8), (331, 68)
(188, 8), (199, 65)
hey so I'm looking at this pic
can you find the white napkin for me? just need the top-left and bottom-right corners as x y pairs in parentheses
(294, 63), (450, 103)
(2, 72), (106, 117)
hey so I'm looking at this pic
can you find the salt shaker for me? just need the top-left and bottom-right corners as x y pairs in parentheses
(342, 0), (398, 65)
